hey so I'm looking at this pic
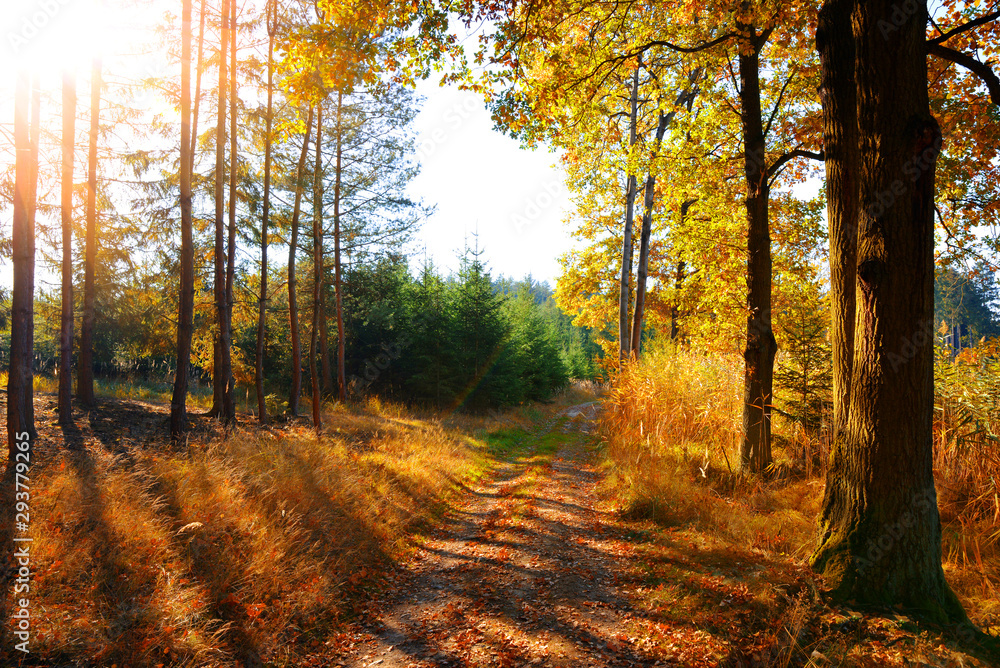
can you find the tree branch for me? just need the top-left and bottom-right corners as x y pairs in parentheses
(929, 10), (1000, 46)
(763, 66), (798, 140)
(766, 148), (824, 180)
(928, 42), (1000, 107)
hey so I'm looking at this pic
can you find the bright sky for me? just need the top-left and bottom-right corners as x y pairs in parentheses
(407, 78), (574, 284)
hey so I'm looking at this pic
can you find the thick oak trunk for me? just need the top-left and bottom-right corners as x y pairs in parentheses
(817, 0), (860, 435)
(58, 71), (76, 425)
(78, 59), (100, 408)
(287, 107), (313, 416)
(739, 31), (776, 475)
(811, 0), (966, 623)
(8, 72), (37, 458)
(171, 0), (195, 442)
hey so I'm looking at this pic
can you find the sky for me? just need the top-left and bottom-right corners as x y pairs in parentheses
(0, 0), (577, 289)
(407, 78), (574, 285)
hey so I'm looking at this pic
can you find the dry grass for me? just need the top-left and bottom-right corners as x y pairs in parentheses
(598, 346), (1000, 646)
(11, 397), (516, 666)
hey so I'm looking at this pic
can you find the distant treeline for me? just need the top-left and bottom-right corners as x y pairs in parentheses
(6, 249), (602, 412)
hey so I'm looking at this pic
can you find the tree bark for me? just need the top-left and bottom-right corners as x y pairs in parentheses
(670, 260), (686, 341)
(58, 70), (76, 426)
(311, 105), (324, 429)
(8, 71), (37, 459)
(320, 290), (333, 395)
(209, 0), (235, 423)
(78, 58), (100, 408)
(333, 90), (347, 403)
(738, 26), (777, 476)
(190, 0), (205, 172)
(287, 107), (313, 416)
(630, 110), (671, 357)
(256, 0), (276, 425)
(630, 70), (700, 357)
(223, 0), (238, 425)
(817, 0), (859, 436)
(171, 0), (195, 442)
(810, 0), (966, 623)
(618, 61), (640, 361)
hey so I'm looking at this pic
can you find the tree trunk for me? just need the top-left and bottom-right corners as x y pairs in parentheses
(333, 90), (347, 403)
(320, 291), (333, 395)
(171, 0), (195, 442)
(618, 62), (640, 362)
(630, 172), (654, 358)
(222, 0), (238, 425)
(210, 0), (234, 423)
(311, 105), (324, 429)
(817, 0), (860, 436)
(738, 28), (777, 476)
(256, 0), (276, 424)
(78, 59), (100, 408)
(630, 109), (671, 357)
(810, 0), (966, 624)
(287, 107), (313, 416)
(670, 260), (686, 341)
(8, 71), (37, 459)
(58, 70), (76, 426)
(190, 0), (205, 172)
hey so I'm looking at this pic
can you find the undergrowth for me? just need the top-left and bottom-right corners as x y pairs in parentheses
(598, 346), (1000, 659)
(4, 397), (562, 666)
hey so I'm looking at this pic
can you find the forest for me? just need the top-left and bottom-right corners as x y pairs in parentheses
(2, 0), (1000, 666)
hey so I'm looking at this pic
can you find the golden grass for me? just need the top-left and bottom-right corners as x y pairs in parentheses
(16, 399), (507, 666)
(598, 346), (1000, 634)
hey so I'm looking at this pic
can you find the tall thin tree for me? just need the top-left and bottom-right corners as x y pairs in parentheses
(223, 0), (238, 423)
(311, 104), (324, 429)
(618, 60), (639, 361)
(58, 70), (77, 426)
(287, 107), (313, 416)
(78, 59), (101, 408)
(7, 71), (37, 459)
(171, 0), (195, 442)
(333, 90), (347, 402)
(210, 0), (235, 423)
(190, 0), (206, 172)
(738, 23), (778, 476)
(256, 0), (277, 424)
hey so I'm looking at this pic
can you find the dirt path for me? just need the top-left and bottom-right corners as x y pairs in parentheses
(335, 407), (668, 668)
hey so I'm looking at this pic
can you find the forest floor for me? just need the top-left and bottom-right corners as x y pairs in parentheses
(320, 404), (999, 668)
(1, 389), (998, 667)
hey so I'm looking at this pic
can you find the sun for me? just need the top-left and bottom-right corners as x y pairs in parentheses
(0, 0), (129, 76)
